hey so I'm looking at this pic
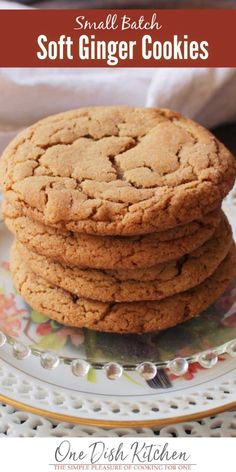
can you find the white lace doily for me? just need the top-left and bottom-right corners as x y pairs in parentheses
(0, 403), (235, 437)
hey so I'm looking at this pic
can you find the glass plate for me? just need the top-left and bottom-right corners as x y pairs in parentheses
(1, 220), (236, 376)
(0, 193), (236, 425)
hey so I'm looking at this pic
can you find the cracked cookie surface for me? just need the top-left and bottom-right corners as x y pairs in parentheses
(4, 200), (221, 269)
(1, 107), (235, 235)
(10, 243), (236, 333)
(15, 215), (232, 302)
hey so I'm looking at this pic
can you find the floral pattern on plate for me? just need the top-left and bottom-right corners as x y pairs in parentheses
(0, 259), (236, 388)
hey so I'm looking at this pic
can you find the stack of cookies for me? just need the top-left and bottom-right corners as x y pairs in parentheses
(0, 107), (236, 334)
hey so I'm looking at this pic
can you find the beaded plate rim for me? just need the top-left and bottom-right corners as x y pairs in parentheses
(2, 331), (236, 380)
(0, 336), (236, 426)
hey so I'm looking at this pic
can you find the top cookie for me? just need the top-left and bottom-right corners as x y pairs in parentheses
(1, 107), (235, 235)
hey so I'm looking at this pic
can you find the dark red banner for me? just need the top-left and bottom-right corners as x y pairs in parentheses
(0, 9), (235, 67)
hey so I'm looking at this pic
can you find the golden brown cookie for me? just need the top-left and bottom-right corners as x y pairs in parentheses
(1, 107), (235, 235)
(15, 215), (232, 302)
(10, 243), (236, 334)
(4, 200), (221, 269)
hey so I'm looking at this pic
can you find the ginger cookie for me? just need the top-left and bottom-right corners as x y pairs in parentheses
(4, 200), (221, 269)
(15, 215), (232, 302)
(1, 107), (235, 235)
(10, 243), (236, 334)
